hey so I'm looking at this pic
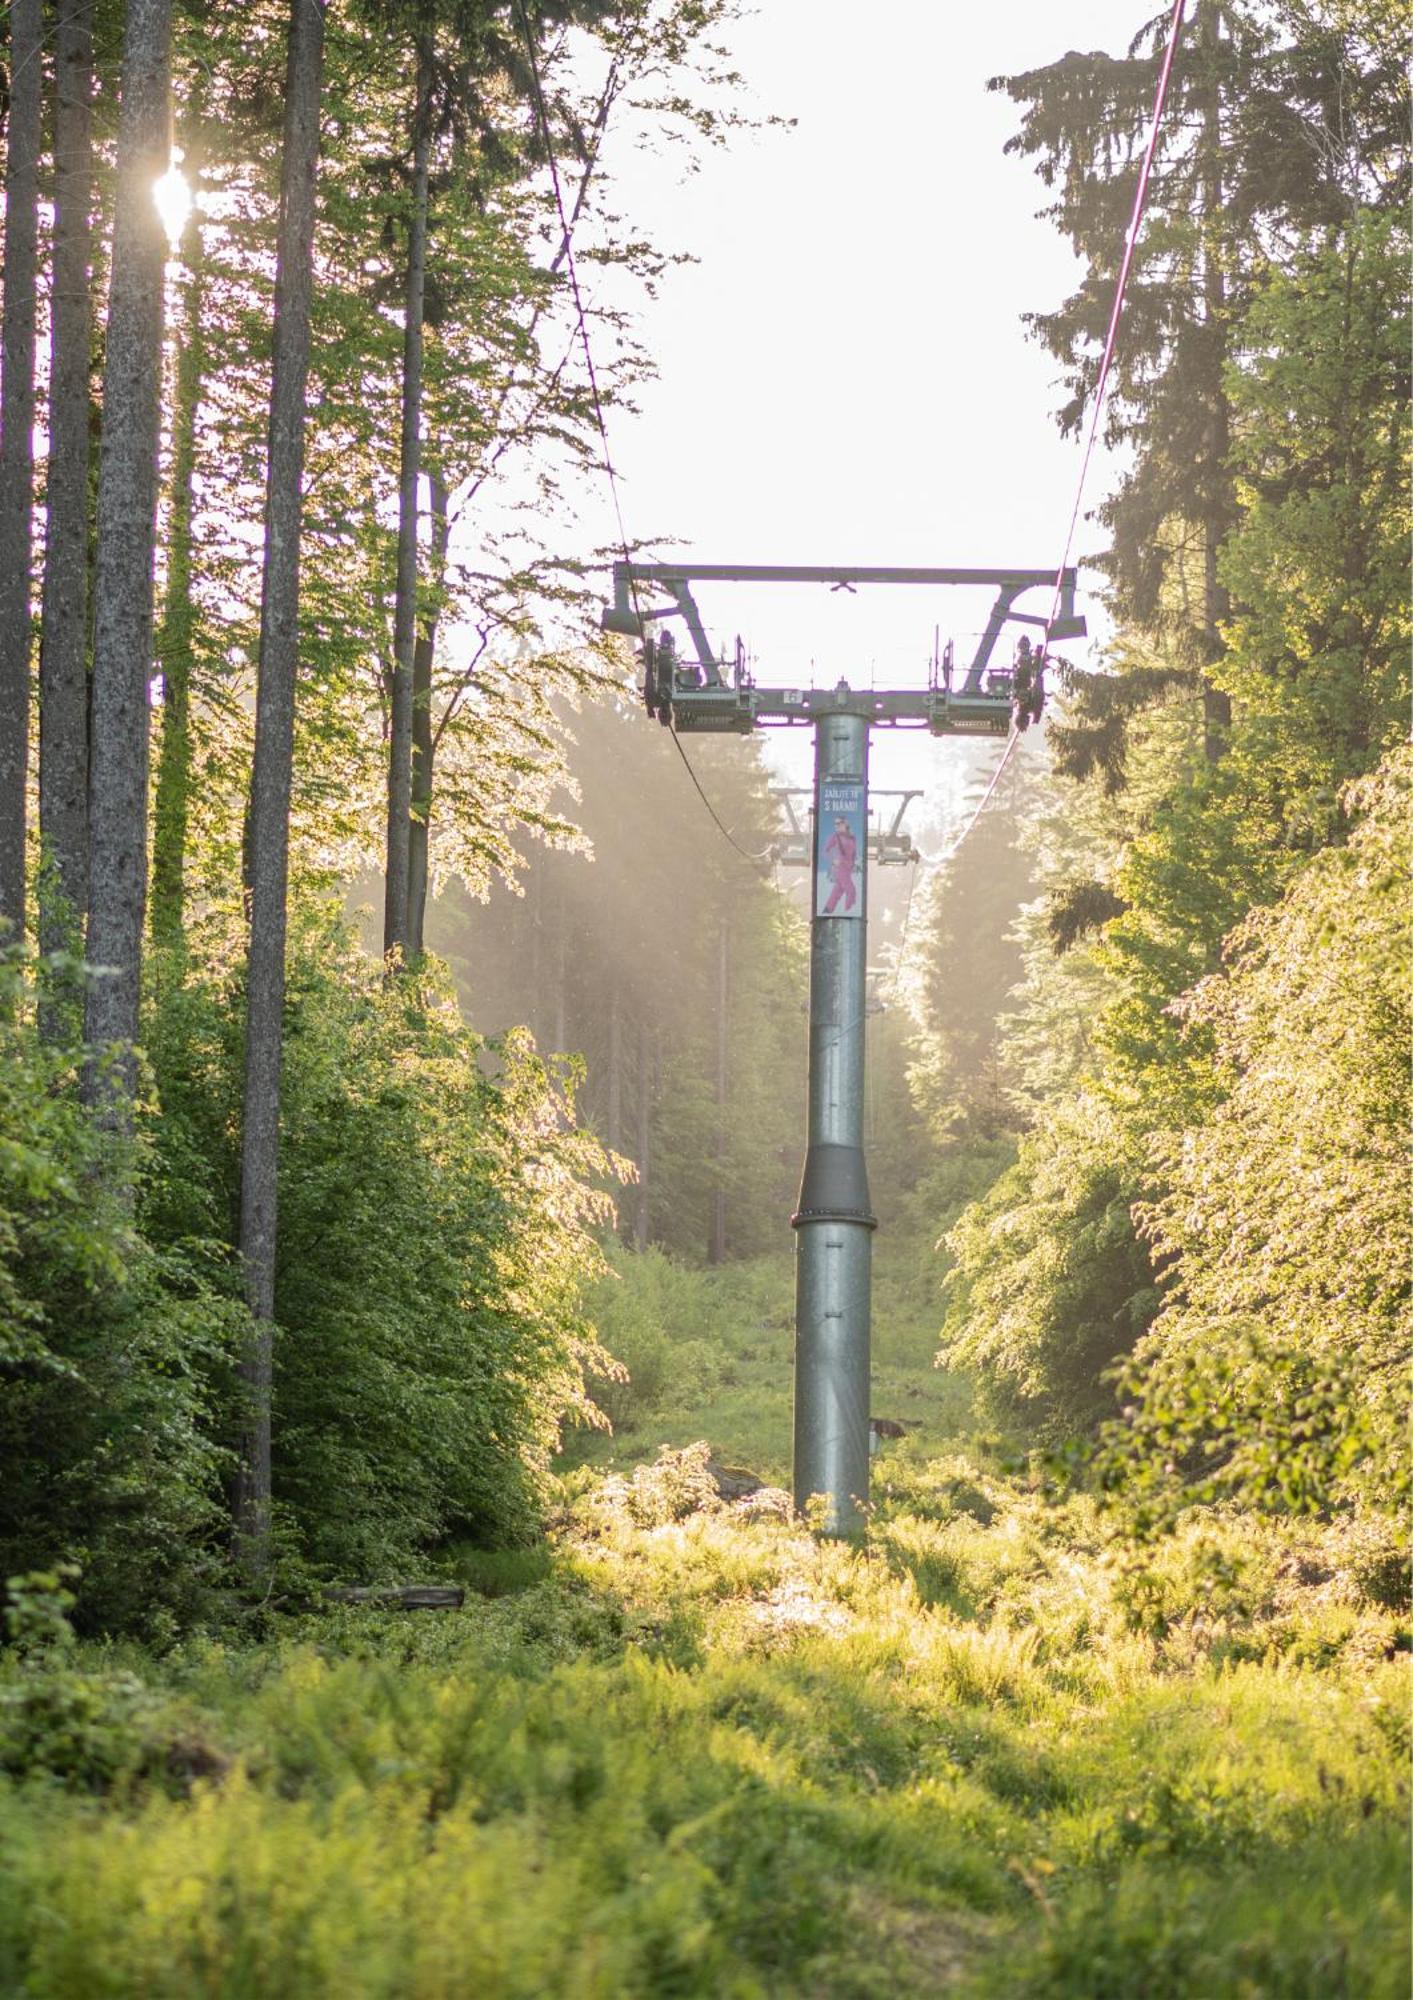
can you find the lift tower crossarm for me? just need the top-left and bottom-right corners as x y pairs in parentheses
(602, 561), (1085, 695)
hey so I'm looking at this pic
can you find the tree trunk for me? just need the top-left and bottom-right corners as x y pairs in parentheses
(383, 48), (431, 963)
(150, 146), (207, 952)
(235, 0), (327, 1579)
(552, 878), (567, 1048)
(708, 918), (728, 1264)
(0, 0), (43, 938)
(606, 971), (622, 1152)
(634, 1013), (651, 1250)
(37, 0), (95, 999)
(407, 466), (448, 959)
(83, 0), (173, 1103)
(1198, 0), (1232, 763)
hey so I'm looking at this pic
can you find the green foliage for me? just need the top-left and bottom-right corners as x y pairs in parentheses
(432, 687), (807, 1264)
(3, 1567), (81, 1654)
(3, 912), (629, 1623)
(1089, 768), (1291, 1128)
(580, 1244), (720, 1432)
(929, 125), (1409, 1478)
(573, 1248), (801, 1480)
(0, 957), (245, 1634)
(987, 1847), (1409, 2000)
(1093, 748), (1412, 1528)
(574, 1199), (982, 1488)
(0, 1430), (1407, 1996)
(905, 753), (1039, 1138)
(993, 7), (1409, 643)
(1, 1571), (154, 1791)
(148, 911), (621, 1576)
(586, 1440), (727, 1530)
(1215, 213), (1411, 819)
(0, 950), (126, 1367)
(939, 1092), (1158, 1429)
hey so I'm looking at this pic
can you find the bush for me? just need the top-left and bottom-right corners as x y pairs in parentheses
(581, 1246), (721, 1431)
(3, 914), (629, 1626)
(146, 912), (621, 1578)
(1094, 750), (1412, 1531)
(938, 1092), (1159, 1430)
(0, 954), (244, 1633)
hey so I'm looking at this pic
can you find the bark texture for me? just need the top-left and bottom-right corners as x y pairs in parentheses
(635, 1013), (652, 1250)
(383, 52), (431, 961)
(151, 155), (207, 950)
(406, 468), (448, 959)
(235, 0), (327, 1574)
(708, 919), (728, 1264)
(1198, 0), (1232, 763)
(83, 0), (173, 1091)
(38, 0), (95, 975)
(0, 0), (43, 936)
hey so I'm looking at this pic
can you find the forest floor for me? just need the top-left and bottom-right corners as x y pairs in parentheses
(1, 1248), (1408, 1997)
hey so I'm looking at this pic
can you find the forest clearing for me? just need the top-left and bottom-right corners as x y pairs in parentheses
(1, 1244), (1409, 1995)
(1, 0), (1409, 1991)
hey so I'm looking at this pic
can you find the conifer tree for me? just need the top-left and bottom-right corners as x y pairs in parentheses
(37, 0), (96, 978)
(0, 0), (42, 936)
(995, 0), (1409, 783)
(84, 0), (173, 1104)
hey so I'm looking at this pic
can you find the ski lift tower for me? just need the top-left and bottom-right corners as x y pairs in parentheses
(602, 563), (1085, 1534)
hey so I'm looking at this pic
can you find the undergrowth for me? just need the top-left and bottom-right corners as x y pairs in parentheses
(1, 1418), (1406, 1997)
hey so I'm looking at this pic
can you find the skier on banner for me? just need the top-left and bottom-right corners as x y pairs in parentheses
(823, 815), (859, 915)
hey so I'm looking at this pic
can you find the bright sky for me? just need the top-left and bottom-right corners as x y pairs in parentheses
(591, 0), (1147, 835)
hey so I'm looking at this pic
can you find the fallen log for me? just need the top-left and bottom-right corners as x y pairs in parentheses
(323, 1585), (465, 1611)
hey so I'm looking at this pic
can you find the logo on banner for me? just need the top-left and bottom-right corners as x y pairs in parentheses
(816, 782), (865, 920)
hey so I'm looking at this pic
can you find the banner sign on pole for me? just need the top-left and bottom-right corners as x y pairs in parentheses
(815, 781), (866, 920)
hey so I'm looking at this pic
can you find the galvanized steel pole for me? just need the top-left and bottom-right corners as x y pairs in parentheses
(792, 697), (875, 1535)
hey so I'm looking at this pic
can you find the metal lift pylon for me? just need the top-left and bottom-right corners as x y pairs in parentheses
(602, 563), (1085, 1535)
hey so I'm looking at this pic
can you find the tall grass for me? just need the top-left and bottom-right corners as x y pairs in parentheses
(2, 1425), (1407, 1997)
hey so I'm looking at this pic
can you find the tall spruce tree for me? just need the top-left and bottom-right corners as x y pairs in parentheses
(37, 0), (96, 982)
(84, 0), (173, 1103)
(994, 0), (1409, 784)
(0, 0), (42, 937)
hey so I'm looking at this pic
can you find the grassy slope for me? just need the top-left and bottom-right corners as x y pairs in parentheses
(1, 1245), (1408, 1998)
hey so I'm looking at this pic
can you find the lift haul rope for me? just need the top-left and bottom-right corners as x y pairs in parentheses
(930, 0), (1188, 876)
(516, 0), (1187, 877)
(514, 0), (772, 870)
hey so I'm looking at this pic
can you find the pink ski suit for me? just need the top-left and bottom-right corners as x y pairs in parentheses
(822, 819), (859, 914)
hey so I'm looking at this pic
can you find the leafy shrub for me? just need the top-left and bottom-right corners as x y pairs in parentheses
(582, 1246), (721, 1430)
(584, 1442), (723, 1530)
(0, 1571), (191, 1793)
(146, 912), (622, 1579)
(0, 955), (245, 1632)
(938, 1092), (1159, 1429)
(1095, 750), (1412, 1531)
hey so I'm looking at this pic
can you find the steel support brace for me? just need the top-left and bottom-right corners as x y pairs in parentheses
(792, 707), (875, 1535)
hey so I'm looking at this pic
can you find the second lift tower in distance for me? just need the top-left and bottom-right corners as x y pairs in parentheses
(602, 561), (1085, 1534)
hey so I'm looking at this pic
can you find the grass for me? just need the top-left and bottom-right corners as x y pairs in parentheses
(0, 1242), (1408, 1997)
(565, 1235), (974, 1482)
